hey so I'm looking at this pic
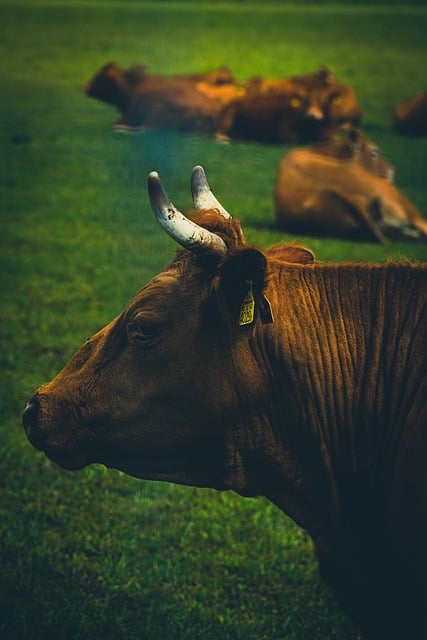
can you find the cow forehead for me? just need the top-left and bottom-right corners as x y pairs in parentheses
(128, 265), (203, 314)
(133, 273), (183, 305)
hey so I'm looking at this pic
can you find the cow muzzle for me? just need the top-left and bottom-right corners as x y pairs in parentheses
(22, 393), (90, 470)
(22, 396), (46, 451)
(305, 106), (324, 121)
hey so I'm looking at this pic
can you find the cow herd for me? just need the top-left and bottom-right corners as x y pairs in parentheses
(86, 61), (427, 243)
(85, 62), (361, 143)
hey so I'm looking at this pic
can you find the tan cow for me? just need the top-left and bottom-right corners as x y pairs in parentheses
(274, 129), (427, 242)
(23, 167), (427, 639)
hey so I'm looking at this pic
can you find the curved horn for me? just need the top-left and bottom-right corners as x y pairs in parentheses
(191, 165), (231, 219)
(148, 171), (228, 256)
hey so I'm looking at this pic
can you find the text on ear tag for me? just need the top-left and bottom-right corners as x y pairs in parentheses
(239, 281), (255, 326)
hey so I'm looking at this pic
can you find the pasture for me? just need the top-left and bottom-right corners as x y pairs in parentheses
(1, 2), (426, 639)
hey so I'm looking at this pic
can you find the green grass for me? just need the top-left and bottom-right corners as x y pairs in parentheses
(1, 2), (426, 639)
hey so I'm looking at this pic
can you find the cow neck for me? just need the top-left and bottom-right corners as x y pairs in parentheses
(255, 259), (426, 538)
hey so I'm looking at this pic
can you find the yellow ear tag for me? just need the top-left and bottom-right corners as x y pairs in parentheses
(239, 281), (255, 326)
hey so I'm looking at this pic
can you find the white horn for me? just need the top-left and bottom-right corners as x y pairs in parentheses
(191, 165), (231, 219)
(148, 171), (228, 256)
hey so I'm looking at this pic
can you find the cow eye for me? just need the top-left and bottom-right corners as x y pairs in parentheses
(290, 96), (302, 109)
(128, 318), (162, 346)
(331, 94), (343, 105)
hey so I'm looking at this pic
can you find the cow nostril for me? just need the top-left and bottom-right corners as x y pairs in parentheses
(22, 398), (40, 437)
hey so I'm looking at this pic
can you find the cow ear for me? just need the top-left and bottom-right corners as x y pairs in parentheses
(266, 243), (315, 265)
(212, 248), (268, 326)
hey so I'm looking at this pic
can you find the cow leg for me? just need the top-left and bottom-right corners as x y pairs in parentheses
(302, 189), (388, 242)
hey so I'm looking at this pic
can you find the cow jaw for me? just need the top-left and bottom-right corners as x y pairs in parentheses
(23, 387), (227, 487)
(23, 401), (95, 472)
(99, 435), (228, 489)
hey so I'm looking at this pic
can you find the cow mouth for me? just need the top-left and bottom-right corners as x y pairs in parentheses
(23, 399), (224, 487)
(23, 423), (92, 471)
(34, 442), (222, 489)
(295, 116), (325, 143)
(31, 440), (225, 490)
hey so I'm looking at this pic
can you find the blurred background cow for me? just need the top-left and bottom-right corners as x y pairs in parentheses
(86, 61), (244, 133)
(274, 127), (427, 242)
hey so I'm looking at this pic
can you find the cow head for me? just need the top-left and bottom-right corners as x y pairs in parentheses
(292, 68), (362, 142)
(22, 167), (283, 492)
(85, 62), (132, 112)
(318, 84), (361, 129)
(314, 126), (395, 182)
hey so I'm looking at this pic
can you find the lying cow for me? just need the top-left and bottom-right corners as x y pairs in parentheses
(393, 90), (427, 136)
(86, 61), (244, 133)
(86, 61), (237, 110)
(23, 166), (427, 639)
(217, 66), (361, 144)
(274, 129), (427, 242)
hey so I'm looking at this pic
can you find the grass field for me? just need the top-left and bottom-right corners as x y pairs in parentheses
(1, 2), (426, 639)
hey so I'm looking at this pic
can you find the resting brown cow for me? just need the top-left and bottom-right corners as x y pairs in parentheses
(393, 90), (427, 136)
(23, 167), (427, 639)
(274, 129), (427, 242)
(86, 61), (237, 109)
(86, 61), (244, 133)
(217, 66), (361, 144)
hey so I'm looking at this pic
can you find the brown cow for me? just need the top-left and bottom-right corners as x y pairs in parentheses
(23, 167), (427, 639)
(217, 66), (361, 144)
(274, 130), (427, 242)
(85, 61), (243, 133)
(393, 90), (427, 136)
(86, 61), (237, 109)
